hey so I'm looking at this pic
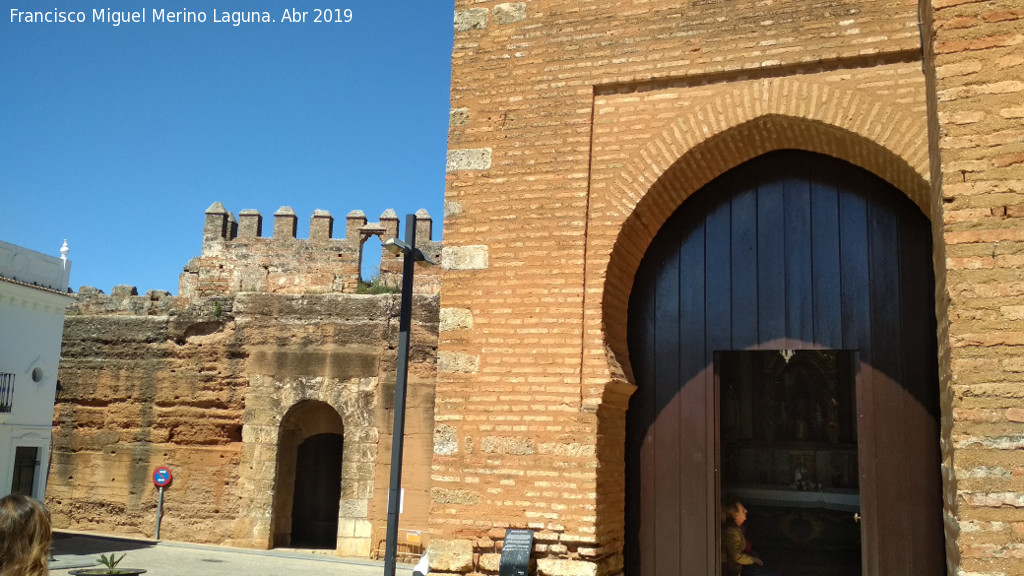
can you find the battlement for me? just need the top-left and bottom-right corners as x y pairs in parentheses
(180, 202), (441, 299)
(201, 202), (437, 244)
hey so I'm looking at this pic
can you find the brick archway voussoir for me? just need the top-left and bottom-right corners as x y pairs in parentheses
(595, 77), (931, 397)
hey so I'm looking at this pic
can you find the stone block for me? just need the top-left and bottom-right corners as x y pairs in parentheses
(450, 107), (470, 127)
(345, 210), (367, 241)
(238, 209), (263, 238)
(203, 201), (229, 241)
(337, 518), (356, 538)
(273, 206), (297, 239)
(246, 347), (380, 379)
(440, 308), (474, 332)
(144, 286), (169, 301)
(963, 492), (1024, 508)
(346, 427), (380, 443)
(337, 536), (370, 557)
(438, 351), (480, 373)
(538, 442), (595, 458)
(354, 519), (372, 538)
(454, 8), (487, 33)
(481, 436), (535, 455)
(480, 553), (502, 572)
(444, 201), (464, 217)
(379, 208), (400, 239)
(339, 498), (368, 518)
(310, 209), (334, 241)
(428, 539), (475, 572)
(446, 148), (492, 172)
(241, 425), (279, 444)
(537, 559), (597, 576)
(431, 487), (481, 505)
(492, 3), (526, 25)
(434, 424), (459, 455)
(111, 285), (139, 299)
(441, 246), (489, 271)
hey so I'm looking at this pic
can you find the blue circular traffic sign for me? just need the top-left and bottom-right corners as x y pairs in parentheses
(153, 467), (172, 487)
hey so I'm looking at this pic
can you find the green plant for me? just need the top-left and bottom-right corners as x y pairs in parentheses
(68, 552), (145, 576)
(97, 553), (126, 573)
(213, 300), (223, 317)
(356, 276), (400, 294)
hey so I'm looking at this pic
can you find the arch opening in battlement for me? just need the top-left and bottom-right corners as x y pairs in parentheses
(186, 203), (441, 297)
(360, 235), (383, 287)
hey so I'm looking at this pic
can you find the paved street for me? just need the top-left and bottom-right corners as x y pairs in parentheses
(50, 531), (416, 576)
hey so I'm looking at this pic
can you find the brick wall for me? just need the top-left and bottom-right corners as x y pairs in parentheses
(928, 0), (1024, 574)
(433, 0), (1003, 574)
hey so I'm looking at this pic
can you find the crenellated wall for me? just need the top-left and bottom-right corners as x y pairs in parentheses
(49, 202), (442, 557)
(181, 203), (442, 298)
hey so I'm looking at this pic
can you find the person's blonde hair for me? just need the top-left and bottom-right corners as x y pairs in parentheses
(0, 494), (52, 576)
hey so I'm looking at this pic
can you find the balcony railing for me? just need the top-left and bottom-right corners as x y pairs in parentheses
(0, 372), (13, 413)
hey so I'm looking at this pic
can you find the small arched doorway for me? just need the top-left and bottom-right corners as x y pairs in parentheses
(273, 400), (344, 549)
(625, 150), (944, 575)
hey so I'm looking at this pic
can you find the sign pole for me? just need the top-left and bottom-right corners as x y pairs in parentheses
(152, 466), (172, 540)
(155, 486), (164, 540)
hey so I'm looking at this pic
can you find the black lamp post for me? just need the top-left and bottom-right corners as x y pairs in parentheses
(382, 214), (433, 576)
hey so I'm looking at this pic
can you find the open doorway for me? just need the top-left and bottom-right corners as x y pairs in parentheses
(718, 350), (860, 576)
(11, 446), (41, 497)
(290, 432), (344, 548)
(272, 400), (344, 550)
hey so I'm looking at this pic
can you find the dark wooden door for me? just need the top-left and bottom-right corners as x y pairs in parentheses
(291, 432), (343, 548)
(625, 150), (944, 576)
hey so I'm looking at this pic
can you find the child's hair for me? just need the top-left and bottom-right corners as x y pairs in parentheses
(0, 494), (52, 576)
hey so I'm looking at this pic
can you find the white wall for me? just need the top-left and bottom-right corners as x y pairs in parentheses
(0, 240), (72, 499)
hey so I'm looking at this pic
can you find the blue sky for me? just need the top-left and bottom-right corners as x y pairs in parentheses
(2, 1), (454, 294)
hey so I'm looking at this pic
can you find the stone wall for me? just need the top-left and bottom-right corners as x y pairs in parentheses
(435, 0), (1022, 575)
(181, 203), (441, 298)
(49, 275), (438, 556)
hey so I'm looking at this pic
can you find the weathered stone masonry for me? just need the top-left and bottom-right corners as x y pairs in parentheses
(183, 202), (441, 298)
(48, 206), (440, 558)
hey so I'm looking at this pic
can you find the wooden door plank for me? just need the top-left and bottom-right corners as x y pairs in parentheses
(730, 169), (759, 350)
(784, 153), (814, 346)
(837, 184), (878, 576)
(626, 242), (661, 576)
(810, 161), (843, 348)
(866, 188), (909, 575)
(713, 356), (723, 576)
(678, 204), (709, 575)
(757, 158), (787, 345)
(704, 190), (733, 573)
(706, 186), (733, 354)
(654, 234), (683, 576)
(897, 202), (946, 575)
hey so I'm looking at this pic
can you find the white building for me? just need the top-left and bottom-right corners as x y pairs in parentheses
(0, 240), (73, 499)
